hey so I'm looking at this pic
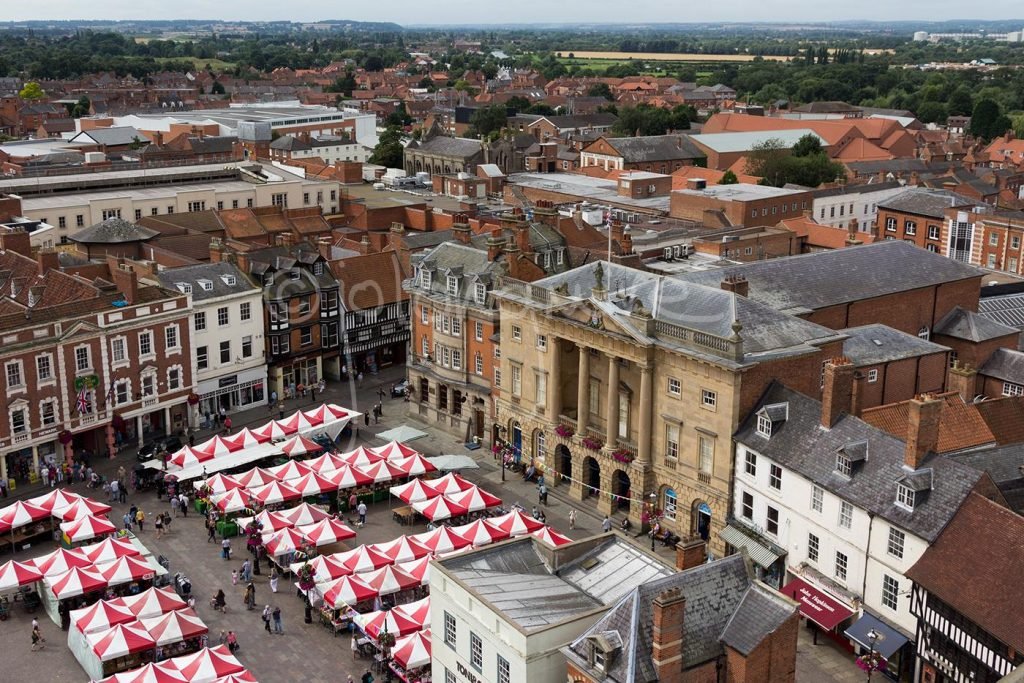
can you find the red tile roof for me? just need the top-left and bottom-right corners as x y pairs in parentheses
(906, 493), (1024, 652)
(861, 392), (996, 453)
(329, 251), (408, 309)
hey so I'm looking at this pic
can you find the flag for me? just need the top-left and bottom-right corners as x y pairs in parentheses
(76, 388), (91, 415)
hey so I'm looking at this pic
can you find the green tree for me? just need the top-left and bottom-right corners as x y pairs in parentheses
(19, 81), (45, 100)
(69, 95), (91, 118)
(946, 87), (974, 117)
(971, 99), (1011, 140)
(370, 126), (404, 168)
(915, 101), (947, 124)
(791, 133), (823, 157)
(504, 95), (532, 113)
(525, 103), (555, 115)
(720, 169), (739, 185)
(587, 82), (614, 100)
(211, 81), (226, 95)
(466, 104), (508, 139)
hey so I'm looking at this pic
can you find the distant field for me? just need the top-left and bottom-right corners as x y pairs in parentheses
(555, 50), (791, 62)
(156, 56), (237, 71)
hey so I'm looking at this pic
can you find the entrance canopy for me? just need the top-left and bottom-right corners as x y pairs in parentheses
(719, 524), (783, 569)
(780, 578), (854, 631)
(844, 611), (910, 660)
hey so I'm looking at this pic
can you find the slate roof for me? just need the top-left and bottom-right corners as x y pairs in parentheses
(973, 396), (1024, 446)
(71, 218), (158, 244)
(905, 493), (1024, 652)
(719, 582), (799, 656)
(72, 126), (145, 147)
(189, 136), (237, 155)
(808, 180), (903, 198)
(675, 241), (983, 316)
(565, 554), (771, 682)
(861, 392), (996, 454)
(409, 242), (504, 308)
(841, 324), (949, 366)
(533, 113), (618, 130)
(413, 136), (484, 159)
(978, 292), (1024, 330)
(270, 135), (311, 152)
(156, 262), (257, 301)
(603, 135), (705, 163)
(979, 348), (1024, 384)
(950, 445), (1024, 513)
(933, 306), (1019, 342)
(736, 383), (985, 542)
(876, 188), (978, 218)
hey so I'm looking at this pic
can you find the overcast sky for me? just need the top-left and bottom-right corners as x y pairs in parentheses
(3, 1), (1023, 25)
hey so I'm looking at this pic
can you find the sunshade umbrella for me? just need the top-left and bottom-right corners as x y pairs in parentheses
(290, 471), (339, 497)
(278, 434), (323, 458)
(221, 428), (266, 451)
(0, 499), (51, 531)
(262, 527), (310, 556)
(337, 545), (393, 574)
(456, 518), (510, 546)
(390, 453), (438, 477)
(49, 566), (108, 599)
(394, 556), (432, 586)
(297, 517), (356, 546)
(233, 467), (280, 489)
(81, 537), (141, 564)
(169, 645), (246, 683)
(196, 473), (243, 495)
(489, 509), (546, 536)
(248, 480), (302, 506)
(371, 440), (420, 461)
(212, 489), (253, 514)
(359, 460), (406, 484)
(60, 513), (117, 542)
(288, 554), (349, 583)
(372, 536), (432, 564)
(26, 488), (83, 515)
(326, 465), (374, 490)
(117, 586), (186, 618)
(141, 607), (208, 645)
(360, 564), (420, 595)
(429, 472), (476, 495)
(411, 526), (472, 554)
(320, 574), (377, 609)
(89, 622), (156, 660)
(266, 459), (312, 481)
(338, 446), (384, 468)
(71, 598), (135, 634)
(99, 556), (158, 584)
(531, 526), (574, 547)
(411, 496), (469, 522)
(251, 420), (290, 441)
(279, 502), (332, 527)
(446, 485), (502, 512)
(168, 446), (216, 469)
(0, 559), (43, 591)
(29, 547), (92, 576)
(96, 662), (187, 683)
(391, 630), (432, 670)
(59, 497), (113, 520)
(389, 478), (442, 504)
(303, 451), (348, 473)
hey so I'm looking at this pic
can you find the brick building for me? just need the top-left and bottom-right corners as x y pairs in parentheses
(875, 189), (978, 253)
(579, 134), (706, 174)
(669, 183), (813, 228)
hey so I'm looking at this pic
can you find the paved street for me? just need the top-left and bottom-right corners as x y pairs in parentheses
(0, 365), (867, 681)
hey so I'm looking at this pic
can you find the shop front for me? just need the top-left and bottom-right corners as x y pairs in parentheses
(720, 522), (786, 589)
(273, 356), (321, 398)
(780, 576), (855, 646)
(197, 367), (268, 417)
(844, 610), (912, 681)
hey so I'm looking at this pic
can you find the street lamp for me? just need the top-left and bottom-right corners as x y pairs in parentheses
(496, 426), (507, 482)
(864, 628), (884, 682)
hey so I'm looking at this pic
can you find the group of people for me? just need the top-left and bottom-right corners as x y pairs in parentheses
(260, 604), (284, 634)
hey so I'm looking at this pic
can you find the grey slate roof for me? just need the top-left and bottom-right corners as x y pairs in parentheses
(245, 242), (337, 297)
(841, 324), (949, 365)
(72, 126), (145, 147)
(70, 218), (158, 244)
(876, 188), (978, 218)
(413, 136), (484, 159)
(270, 135), (311, 152)
(808, 180), (903, 198)
(979, 348), (1024, 383)
(675, 241), (983, 316)
(978, 292), (1024, 330)
(950, 443), (1024, 513)
(409, 242), (504, 308)
(565, 554), (755, 682)
(604, 135), (705, 163)
(719, 582), (798, 656)
(933, 306), (1019, 342)
(156, 262), (257, 301)
(735, 383), (985, 542)
(189, 136), (237, 155)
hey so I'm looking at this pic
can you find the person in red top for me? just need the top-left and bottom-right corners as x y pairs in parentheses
(223, 417), (232, 434)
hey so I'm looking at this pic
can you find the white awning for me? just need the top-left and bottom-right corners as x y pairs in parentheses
(719, 524), (783, 569)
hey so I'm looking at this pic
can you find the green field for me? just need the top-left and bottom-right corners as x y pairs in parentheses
(557, 55), (728, 76)
(156, 56), (237, 71)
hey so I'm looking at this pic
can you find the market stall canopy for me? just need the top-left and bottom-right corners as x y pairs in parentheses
(296, 517), (356, 546)
(429, 472), (476, 495)
(277, 435), (323, 458)
(411, 526), (472, 554)
(26, 489), (84, 515)
(59, 497), (114, 521)
(71, 598), (136, 634)
(89, 622), (157, 660)
(394, 556), (432, 585)
(0, 559), (43, 591)
(290, 471), (339, 497)
(289, 554), (348, 583)
(96, 662), (188, 683)
(81, 537), (142, 564)
(266, 459), (313, 481)
(59, 514), (117, 542)
(167, 645), (247, 682)
(320, 574), (376, 609)
(392, 629), (432, 670)
(531, 526), (573, 547)
(337, 545), (393, 574)
(446, 485), (502, 512)
(359, 460), (406, 484)
(355, 596), (431, 640)
(360, 564), (421, 595)
(372, 536), (432, 564)
(194, 435), (234, 457)
(303, 452), (348, 472)
(29, 547), (92, 576)
(194, 473), (243, 495)
(411, 495), (469, 522)
(141, 607), (208, 646)
(424, 454), (479, 472)
(324, 464), (374, 489)
(221, 428), (268, 451)
(232, 467), (280, 489)
(211, 489), (253, 514)
(338, 446), (384, 468)
(248, 480), (302, 506)
(168, 445), (217, 469)
(372, 440), (421, 461)
(278, 502), (332, 528)
(389, 479), (442, 505)
(277, 410), (317, 433)
(489, 509), (546, 537)
(263, 527), (310, 556)
(99, 555), (160, 584)
(0, 499), (51, 532)
(117, 586), (187, 619)
(390, 453), (438, 477)
(250, 420), (290, 441)
(374, 425), (427, 443)
(457, 519), (510, 547)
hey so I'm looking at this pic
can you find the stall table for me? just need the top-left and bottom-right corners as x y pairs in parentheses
(392, 506), (416, 526)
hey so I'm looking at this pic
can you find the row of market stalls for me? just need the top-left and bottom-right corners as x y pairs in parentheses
(1, 488), (117, 554)
(93, 644), (255, 683)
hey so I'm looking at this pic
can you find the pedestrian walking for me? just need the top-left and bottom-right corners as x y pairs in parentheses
(363, 412), (370, 427)
(272, 605), (283, 634)
(602, 515), (612, 533)
(119, 479), (127, 503)
(347, 492), (358, 514)
(241, 558), (251, 583)
(170, 494), (180, 517)
(226, 630), (239, 654)
(135, 509), (145, 532)
(31, 623), (45, 651)
(269, 568), (279, 593)
(223, 416), (232, 434)
(123, 512), (133, 532)
(373, 404), (380, 424)
(221, 538), (232, 561)
(356, 501), (367, 526)
(179, 492), (188, 517)
(244, 582), (256, 610)
(231, 569), (239, 586)
(109, 478), (119, 503)
(361, 669), (374, 683)
(568, 509), (577, 530)
(262, 605), (272, 633)
(207, 517), (216, 542)
(538, 482), (548, 506)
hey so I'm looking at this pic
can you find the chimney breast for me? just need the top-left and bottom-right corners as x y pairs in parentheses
(821, 357), (855, 428)
(946, 361), (978, 403)
(720, 275), (749, 297)
(905, 394), (942, 470)
(675, 536), (706, 571)
(651, 588), (686, 683)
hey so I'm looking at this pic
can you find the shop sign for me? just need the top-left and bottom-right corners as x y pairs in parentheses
(218, 375), (238, 388)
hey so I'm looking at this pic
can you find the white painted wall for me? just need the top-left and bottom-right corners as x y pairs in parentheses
(812, 186), (906, 232)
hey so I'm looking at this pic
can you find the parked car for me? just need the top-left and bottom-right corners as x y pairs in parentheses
(391, 380), (410, 398)
(137, 436), (183, 463)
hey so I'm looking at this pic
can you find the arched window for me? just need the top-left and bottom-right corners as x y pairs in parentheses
(535, 431), (546, 461)
(664, 488), (677, 520)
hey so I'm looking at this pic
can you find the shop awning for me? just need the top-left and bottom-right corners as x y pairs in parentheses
(719, 524), (782, 569)
(844, 611), (910, 660)
(780, 578), (854, 631)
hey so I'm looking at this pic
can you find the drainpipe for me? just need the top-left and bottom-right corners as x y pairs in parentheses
(861, 511), (875, 616)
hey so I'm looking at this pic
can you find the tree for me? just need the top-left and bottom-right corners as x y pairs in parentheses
(386, 103), (412, 128)
(69, 95), (91, 118)
(791, 133), (823, 158)
(746, 137), (844, 187)
(720, 169), (739, 185)
(466, 104), (508, 139)
(503, 95), (532, 113)
(971, 99), (1010, 140)
(587, 82), (614, 100)
(525, 103), (555, 115)
(947, 86), (974, 117)
(19, 81), (45, 100)
(369, 126), (404, 168)
(915, 101), (947, 125)
(211, 81), (226, 95)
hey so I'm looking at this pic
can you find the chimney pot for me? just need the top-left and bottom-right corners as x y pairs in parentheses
(675, 536), (706, 571)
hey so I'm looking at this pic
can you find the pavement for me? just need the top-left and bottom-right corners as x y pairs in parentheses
(0, 364), (869, 681)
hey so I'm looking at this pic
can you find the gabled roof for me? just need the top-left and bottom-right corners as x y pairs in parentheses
(601, 135), (705, 163)
(933, 306), (1019, 343)
(876, 188), (978, 218)
(330, 251), (408, 310)
(841, 324), (949, 365)
(861, 392), (996, 454)
(70, 126), (145, 147)
(979, 348), (1024, 384)
(155, 262), (256, 301)
(906, 493), (1024, 652)
(413, 136), (483, 159)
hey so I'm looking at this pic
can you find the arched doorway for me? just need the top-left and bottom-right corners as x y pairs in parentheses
(612, 470), (631, 512)
(511, 421), (522, 464)
(692, 501), (712, 541)
(555, 444), (572, 485)
(583, 456), (600, 497)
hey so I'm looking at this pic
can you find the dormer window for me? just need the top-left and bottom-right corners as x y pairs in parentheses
(263, 272), (274, 287)
(198, 279), (213, 292)
(221, 274), (236, 286)
(421, 270), (432, 288)
(176, 283), (192, 294)
(446, 275), (459, 296)
(290, 270), (300, 281)
(474, 283), (486, 304)
(836, 452), (852, 477)
(896, 484), (915, 511)
(756, 414), (772, 438)
(313, 262), (324, 276)
(593, 647), (606, 671)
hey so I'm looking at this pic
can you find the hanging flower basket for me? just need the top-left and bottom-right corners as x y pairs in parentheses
(187, 392), (200, 406)
(58, 430), (73, 445)
(297, 562), (316, 592)
(581, 436), (603, 451)
(555, 424), (575, 438)
(377, 631), (396, 649)
(611, 449), (635, 464)
(856, 652), (886, 673)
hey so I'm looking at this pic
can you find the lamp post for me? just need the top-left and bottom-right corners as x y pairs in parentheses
(497, 426), (507, 482)
(864, 628), (884, 682)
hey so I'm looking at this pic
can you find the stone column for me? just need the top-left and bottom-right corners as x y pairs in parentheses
(606, 355), (619, 446)
(637, 364), (653, 465)
(549, 339), (562, 419)
(577, 346), (590, 434)
(136, 415), (144, 448)
(164, 407), (172, 436)
(106, 424), (117, 459)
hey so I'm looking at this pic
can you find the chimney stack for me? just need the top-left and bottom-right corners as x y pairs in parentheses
(0, 226), (32, 258)
(905, 394), (942, 470)
(946, 361), (978, 403)
(486, 228), (506, 262)
(720, 275), (749, 297)
(452, 213), (472, 244)
(821, 357), (855, 428)
(36, 249), (59, 275)
(651, 588), (686, 683)
(317, 236), (333, 261)
(110, 262), (139, 305)
(675, 536), (706, 571)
